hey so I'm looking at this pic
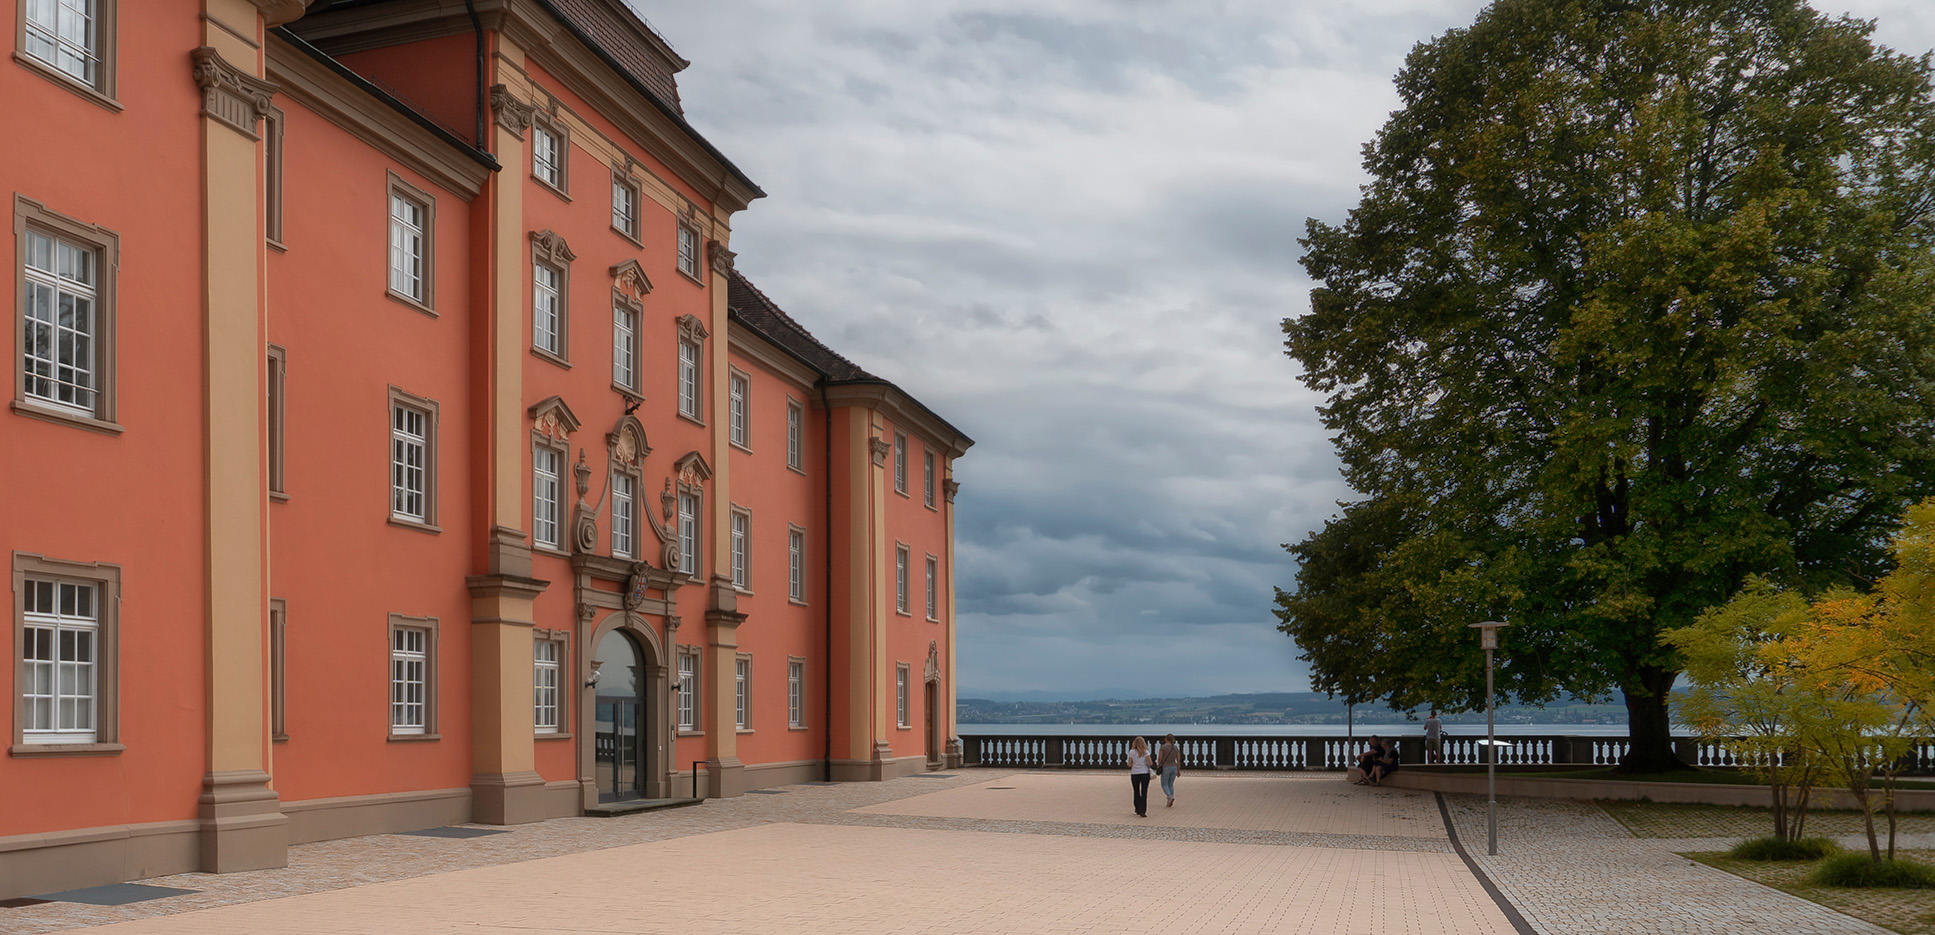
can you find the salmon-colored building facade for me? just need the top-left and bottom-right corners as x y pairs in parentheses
(1, 0), (970, 898)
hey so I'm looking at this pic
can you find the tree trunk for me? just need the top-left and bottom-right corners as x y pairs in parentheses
(1618, 667), (1689, 773)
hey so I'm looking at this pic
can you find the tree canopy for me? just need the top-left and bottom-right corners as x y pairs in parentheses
(1277, 0), (1935, 769)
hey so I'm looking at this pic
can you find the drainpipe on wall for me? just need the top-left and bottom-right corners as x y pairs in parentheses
(465, 0), (486, 150)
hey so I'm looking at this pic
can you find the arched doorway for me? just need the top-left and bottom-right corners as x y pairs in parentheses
(592, 630), (647, 803)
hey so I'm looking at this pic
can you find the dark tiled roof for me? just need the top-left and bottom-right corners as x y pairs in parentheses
(728, 271), (874, 382)
(728, 270), (975, 450)
(549, 0), (685, 115)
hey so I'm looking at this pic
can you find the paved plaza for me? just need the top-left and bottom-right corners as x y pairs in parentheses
(0, 771), (1902, 935)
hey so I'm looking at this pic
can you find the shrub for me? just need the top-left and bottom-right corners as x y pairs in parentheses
(1809, 854), (1935, 888)
(1729, 837), (1839, 861)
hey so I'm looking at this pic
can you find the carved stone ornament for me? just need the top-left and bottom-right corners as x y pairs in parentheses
(660, 478), (677, 522)
(706, 239), (736, 277)
(666, 614), (682, 633)
(610, 259), (653, 302)
(673, 451), (713, 488)
(191, 47), (279, 140)
(530, 229), (576, 265)
(675, 313), (709, 345)
(608, 417), (649, 468)
(248, 0), (311, 27)
(925, 640), (940, 682)
(943, 479), (961, 504)
(571, 449), (602, 554)
(624, 564), (650, 610)
(869, 437), (893, 467)
(577, 603), (597, 623)
(528, 395), (582, 441)
(489, 84), (534, 139)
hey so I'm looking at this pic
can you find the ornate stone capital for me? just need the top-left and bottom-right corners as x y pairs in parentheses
(192, 47), (278, 140)
(706, 239), (736, 276)
(489, 84), (534, 139)
(943, 479), (960, 503)
(869, 437), (893, 467)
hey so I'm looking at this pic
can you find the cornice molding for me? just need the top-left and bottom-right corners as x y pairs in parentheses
(266, 34), (492, 198)
(192, 47), (279, 140)
(249, 0), (311, 27)
(823, 383), (974, 459)
(724, 319), (819, 392)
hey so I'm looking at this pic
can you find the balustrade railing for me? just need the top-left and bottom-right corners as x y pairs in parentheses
(958, 733), (1935, 773)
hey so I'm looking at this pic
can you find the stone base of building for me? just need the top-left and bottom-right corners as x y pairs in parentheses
(0, 819), (200, 901)
(827, 753), (929, 782)
(282, 787), (473, 844)
(198, 770), (288, 874)
(470, 771), (548, 825)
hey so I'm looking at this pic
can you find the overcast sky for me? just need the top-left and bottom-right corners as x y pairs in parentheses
(641, 1), (1935, 701)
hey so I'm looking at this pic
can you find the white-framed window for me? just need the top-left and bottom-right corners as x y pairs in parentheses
(676, 649), (697, 731)
(390, 625), (429, 735)
(728, 371), (749, 448)
(786, 400), (802, 470)
(612, 303), (637, 391)
(22, 0), (111, 94)
(21, 229), (98, 413)
(787, 659), (803, 728)
(677, 340), (700, 418)
(924, 450), (936, 507)
(612, 472), (636, 558)
(734, 656), (749, 730)
(388, 188), (428, 304)
(677, 223), (700, 278)
(788, 527), (805, 602)
(926, 555), (939, 620)
(730, 509), (749, 589)
(611, 176), (638, 238)
(532, 121), (563, 189)
(533, 262), (562, 355)
(895, 545), (909, 614)
(534, 638), (560, 734)
(390, 402), (429, 522)
(533, 444), (562, 549)
(894, 431), (908, 494)
(20, 578), (98, 744)
(677, 491), (699, 576)
(896, 665), (909, 728)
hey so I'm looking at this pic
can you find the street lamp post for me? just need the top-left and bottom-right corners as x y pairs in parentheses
(1468, 620), (1510, 856)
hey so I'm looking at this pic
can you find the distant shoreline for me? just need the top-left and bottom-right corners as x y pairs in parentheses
(958, 722), (1681, 737)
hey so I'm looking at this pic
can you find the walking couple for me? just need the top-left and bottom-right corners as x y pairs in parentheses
(1126, 734), (1182, 817)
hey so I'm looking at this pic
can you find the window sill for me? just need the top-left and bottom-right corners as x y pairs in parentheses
(926, 616), (941, 623)
(894, 610), (913, 618)
(11, 742), (125, 757)
(924, 502), (939, 513)
(787, 725), (809, 732)
(894, 488), (910, 499)
(733, 585), (754, 596)
(736, 728), (753, 735)
(535, 731), (574, 741)
(611, 225), (642, 247)
(677, 729), (705, 738)
(676, 410), (706, 428)
(385, 289), (438, 318)
(533, 176), (571, 201)
(730, 441), (753, 455)
(273, 733), (289, 743)
(613, 384), (643, 402)
(896, 725), (912, 732)
(787, 463), (807, 476)
(12, 53), (122, 113)
(267, 238), (288, 254)
(387, 733), (442, 742)
(388, 516), (442, 535)
(787, 598), (809, 608)
(534, 544), (572, 559)
(270, 491), (290, 503)
(531, 347), (572, 370)
(676, 266), (705, 287)
(11, 400), (124, 435)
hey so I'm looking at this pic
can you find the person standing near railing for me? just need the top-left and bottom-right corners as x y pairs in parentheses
(1157, 733), (1182, 808)
(1425, 709), (1444, 764)
(1127, 736), (1155, 817)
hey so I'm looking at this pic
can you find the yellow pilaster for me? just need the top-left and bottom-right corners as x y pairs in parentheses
(869, 414), (891, 765)
(467, 41), (547, 824)
(195, 0), (285, 873)
(702, 230), (745, 796)
(943, 467), (961, 766)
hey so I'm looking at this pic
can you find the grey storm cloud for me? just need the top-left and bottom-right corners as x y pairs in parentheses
(637, 0), (1935, 700)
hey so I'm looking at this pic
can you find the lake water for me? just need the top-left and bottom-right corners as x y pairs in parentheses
(960, 723), (1683, 738)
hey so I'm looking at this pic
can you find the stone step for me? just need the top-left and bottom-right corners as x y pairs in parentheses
(582, 798), (703, 818)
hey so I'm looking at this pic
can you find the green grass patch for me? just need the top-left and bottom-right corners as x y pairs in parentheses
(1507, 767), (1935, 789)
(1688, 849), (1935, 934)
(1729, 836), (1839, 860)
(1598, 800), (1935, 839)
(1811, 854), (1935, 889)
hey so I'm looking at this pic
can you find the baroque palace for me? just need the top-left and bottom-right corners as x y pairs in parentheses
(1, 0), (971, 897)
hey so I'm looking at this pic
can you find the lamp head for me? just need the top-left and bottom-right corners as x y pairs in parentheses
(1467, 620), (1509, 650)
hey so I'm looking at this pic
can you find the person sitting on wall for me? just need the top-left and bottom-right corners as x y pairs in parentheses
(1368, 738), (1400, 786)
(1353, 736), (1386, 784)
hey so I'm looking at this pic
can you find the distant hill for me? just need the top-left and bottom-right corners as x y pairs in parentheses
(956, 691), (1637, 726)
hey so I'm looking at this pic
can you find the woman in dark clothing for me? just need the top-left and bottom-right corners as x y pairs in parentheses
(1354, 737), (1385, 784)
(1369, 741), (1400, 786)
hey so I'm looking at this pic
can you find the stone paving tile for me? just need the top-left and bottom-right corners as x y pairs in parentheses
(855, 771), (1447, 839)
(16, 824), (1517, 935)
(1442, 793), (1894, 935)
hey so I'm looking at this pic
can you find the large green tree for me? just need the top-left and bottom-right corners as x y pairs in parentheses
(1278, 0), (1935, 770)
